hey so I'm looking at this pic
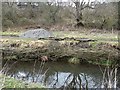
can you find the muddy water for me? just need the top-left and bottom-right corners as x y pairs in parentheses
(2, 60), (120, 88)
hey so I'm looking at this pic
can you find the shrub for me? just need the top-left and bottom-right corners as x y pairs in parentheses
(2, 19), (14, 28)
(68, 57), (80, 64)
(18, 18), (34, 26)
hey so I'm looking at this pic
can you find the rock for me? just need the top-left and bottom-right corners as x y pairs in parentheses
(19, 29), (54, 39)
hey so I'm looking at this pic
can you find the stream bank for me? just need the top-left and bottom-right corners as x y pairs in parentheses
(1, 38), (119, 66)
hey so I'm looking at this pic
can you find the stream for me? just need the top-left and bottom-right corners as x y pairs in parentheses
(2, 60), (120, 88)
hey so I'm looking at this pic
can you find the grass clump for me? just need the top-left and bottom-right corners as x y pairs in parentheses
(68, 57), (80, 64)
(0, 74), (45, 88)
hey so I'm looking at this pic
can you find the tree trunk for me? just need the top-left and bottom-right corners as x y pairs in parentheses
(75, 2), (84, 28)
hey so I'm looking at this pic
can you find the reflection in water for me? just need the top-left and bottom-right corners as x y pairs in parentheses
(2, 60), (120, 88)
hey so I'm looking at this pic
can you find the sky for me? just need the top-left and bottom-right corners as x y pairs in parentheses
(2, 0), (119, 2)
(61, 0), (100, 2)
(54, 0), (119, 2)
(2, 0), (105, 2)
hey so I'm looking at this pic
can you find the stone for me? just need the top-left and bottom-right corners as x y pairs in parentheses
(19, 29), (54, 39)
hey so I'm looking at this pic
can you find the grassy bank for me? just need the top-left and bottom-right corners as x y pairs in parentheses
(0, 30), (119, 66)
(0, 31), (21, 36)
(1, 39), (119, 66)
(53, 31), (118, 42)
(0, 74), (45, 88)
(0, 30), (118, 42)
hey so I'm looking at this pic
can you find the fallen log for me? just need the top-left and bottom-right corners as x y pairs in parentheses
(38, 37), (97, 42)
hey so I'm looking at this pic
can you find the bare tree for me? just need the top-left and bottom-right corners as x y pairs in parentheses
(70, 0), (95, 28)
(45, 0), (61, 24)
(4, 0), (17, 7)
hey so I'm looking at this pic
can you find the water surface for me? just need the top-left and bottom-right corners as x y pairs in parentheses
(2, 60), (120, 88)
